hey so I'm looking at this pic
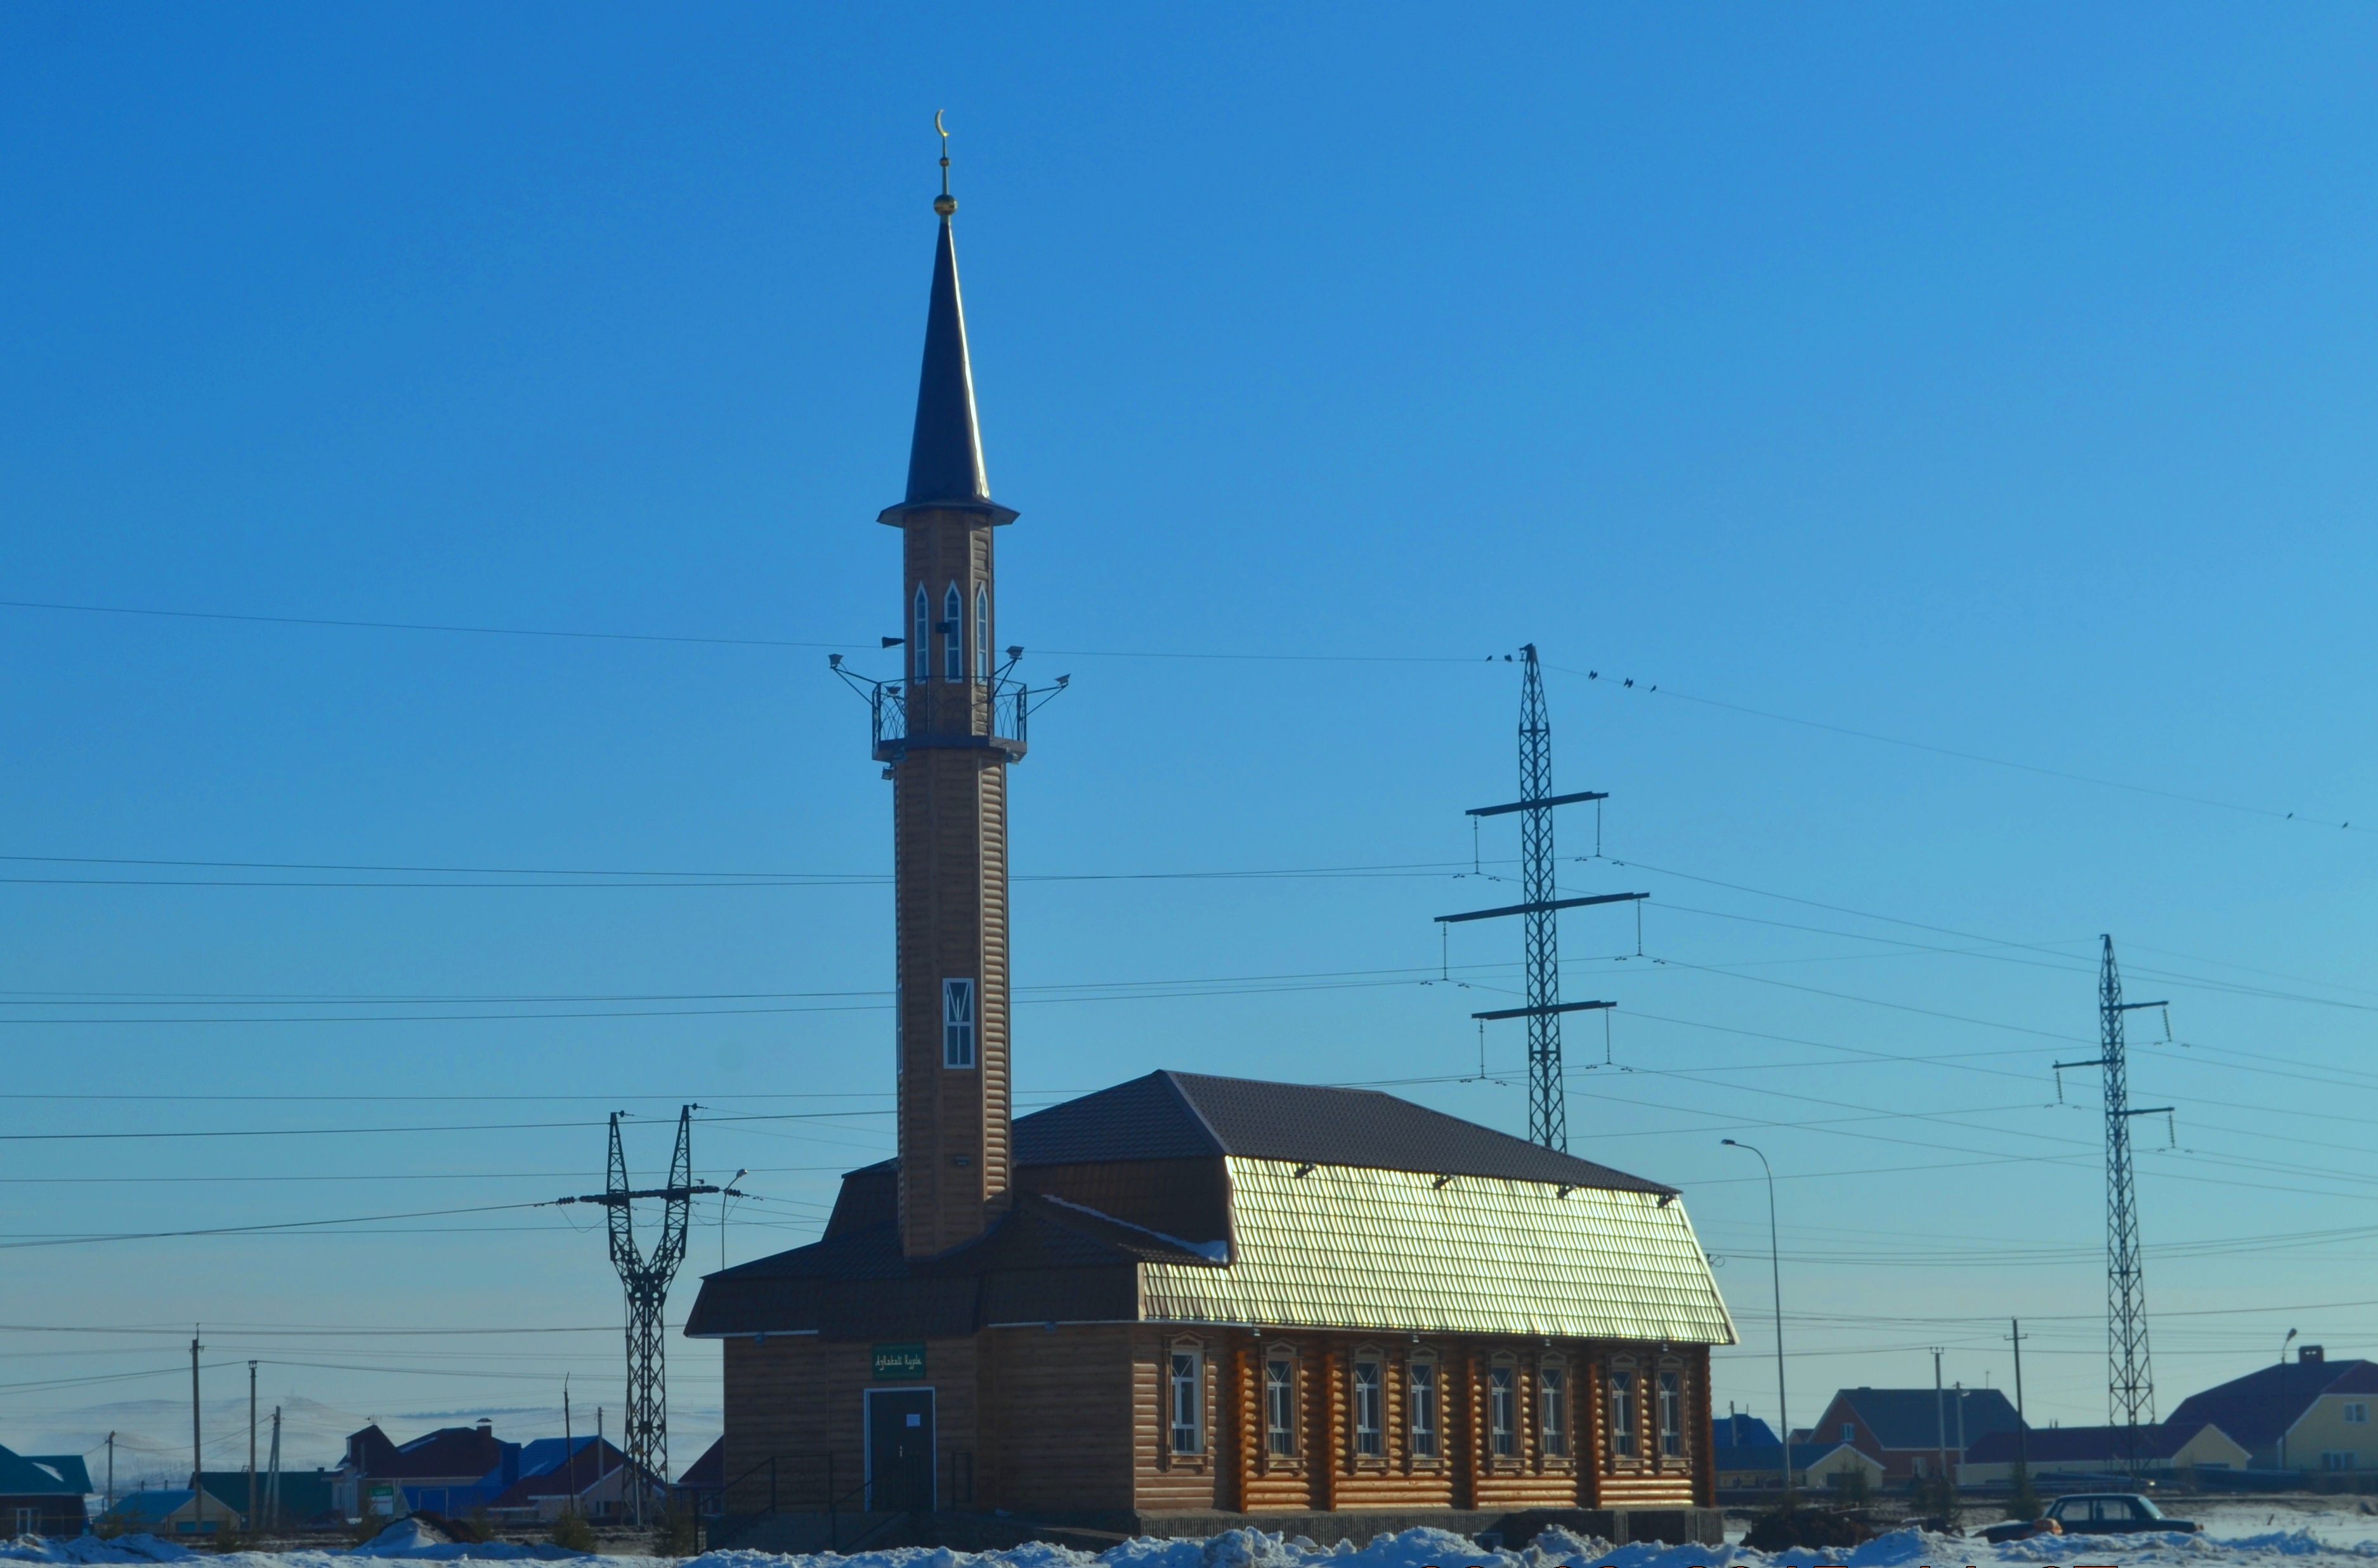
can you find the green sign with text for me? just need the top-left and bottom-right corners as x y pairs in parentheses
(872, 1342), (927, 1380)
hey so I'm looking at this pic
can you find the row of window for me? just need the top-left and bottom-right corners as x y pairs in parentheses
(1166, 1347), (1685, 1464)
(913, 582), (991, 683)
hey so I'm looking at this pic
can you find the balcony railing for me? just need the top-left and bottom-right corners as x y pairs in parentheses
(832, 655), (1066, 764)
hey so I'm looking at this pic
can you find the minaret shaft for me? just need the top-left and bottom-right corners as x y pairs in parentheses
(891, 509), (1012, 1257)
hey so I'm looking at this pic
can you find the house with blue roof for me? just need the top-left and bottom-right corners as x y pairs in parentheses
(0, 1444), (93, 1536)
(96, 1486), (238, 1537)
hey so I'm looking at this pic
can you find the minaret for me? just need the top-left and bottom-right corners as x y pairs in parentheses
(877, 126), (1021, 1258)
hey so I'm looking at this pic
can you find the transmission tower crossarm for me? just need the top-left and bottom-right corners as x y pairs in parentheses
(1435, 891), (1647, 924)
(557, 1185), (721, 1206)
(1466, 790), (1608, 818)
(1472, 1000), (1615, 1021)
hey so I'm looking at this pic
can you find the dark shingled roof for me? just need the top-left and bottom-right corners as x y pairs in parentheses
(1964, 1422), (2224, 1465)
(1826, 1387), (2022, 1450)
(2166, 1357), (2378, 1449)
(684, 1192), (1219, 1339)
(1013, 1070), (1673, 1192)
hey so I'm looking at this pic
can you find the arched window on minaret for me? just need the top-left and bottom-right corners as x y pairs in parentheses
(912, 585), (929, 681)
(943, 583), (964, 681)
(974, 584), (990, 686)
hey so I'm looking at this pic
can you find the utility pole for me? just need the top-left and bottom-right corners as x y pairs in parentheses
(248, 1361), (258, 1533)
(105, 1434), (114, 1515)
(190, 1330), (204, 1534)
(1932, 1349), (1947, 1498)
(267, 1408), (282, 1532)
(563, 1379), (577, 1522)
(2008, 1320), (2030, 1472)
(555, 1106), (729, 1523)
(1722, 1140), (1790, 1501)
(1436, 646), (1645, 1150)
(2055, 936), (2170, 1474)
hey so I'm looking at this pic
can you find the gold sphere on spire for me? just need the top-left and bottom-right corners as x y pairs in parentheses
(934, 192), (957, 216)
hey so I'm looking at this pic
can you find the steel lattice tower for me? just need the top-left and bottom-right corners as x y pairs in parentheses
(1437, 646), (1644, 1153)
(587, 1106), (715, 1521)
(2057, 937), (2169, 1473)
(1515, 648), (1566, 1149)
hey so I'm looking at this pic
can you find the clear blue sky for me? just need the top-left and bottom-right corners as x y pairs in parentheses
(3, 3), (2374, 1472)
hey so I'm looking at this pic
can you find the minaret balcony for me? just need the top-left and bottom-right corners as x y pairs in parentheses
(865, 677), (1028, 764)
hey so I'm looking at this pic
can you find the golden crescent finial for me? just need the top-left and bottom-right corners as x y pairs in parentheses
(933, 110), (955, 211)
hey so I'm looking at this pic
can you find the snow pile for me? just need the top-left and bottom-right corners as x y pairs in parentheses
(0, 1539), (194, 1565)
(8, 1515), (2378, 1568)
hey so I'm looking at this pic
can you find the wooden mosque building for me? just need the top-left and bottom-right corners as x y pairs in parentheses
(685, 160), (1734, 1549)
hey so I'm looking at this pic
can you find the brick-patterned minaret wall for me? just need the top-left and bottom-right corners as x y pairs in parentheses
(892, 506), (1011, 1257)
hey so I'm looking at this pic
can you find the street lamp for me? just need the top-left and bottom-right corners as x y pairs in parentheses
(1723, 1139), (1790, 1501)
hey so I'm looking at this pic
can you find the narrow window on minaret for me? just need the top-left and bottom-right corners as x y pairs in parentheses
(941, 978), (976, 1069)
(912, 586), (929, 681)
(943, 584), (963, 681)
(974, 584), (990, 686)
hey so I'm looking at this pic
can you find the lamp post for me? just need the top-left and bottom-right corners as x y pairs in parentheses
(1723, 1139), (1790, 1501)
(2277, 1328), (2297, 1472)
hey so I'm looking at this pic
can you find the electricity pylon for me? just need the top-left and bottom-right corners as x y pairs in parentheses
(563, 1107), (720, 1524)
(1437, 646), (1645, 1151)
(2056, 937), (2171, 1473)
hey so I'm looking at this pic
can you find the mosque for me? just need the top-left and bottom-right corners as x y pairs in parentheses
(684, 147), (1732, 1550)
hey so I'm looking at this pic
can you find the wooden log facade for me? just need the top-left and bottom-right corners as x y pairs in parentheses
(714, 1325), (1711, 1518)
(686, 173), (1736, 1546)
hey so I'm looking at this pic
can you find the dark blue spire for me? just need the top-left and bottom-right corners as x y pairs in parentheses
(902, 209), (991, 506)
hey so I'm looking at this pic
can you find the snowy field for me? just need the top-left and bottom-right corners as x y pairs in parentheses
(11, 1513), (2378, 1568)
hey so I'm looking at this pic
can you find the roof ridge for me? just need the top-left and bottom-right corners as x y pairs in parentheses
(1153, 1070), (1231, 1154)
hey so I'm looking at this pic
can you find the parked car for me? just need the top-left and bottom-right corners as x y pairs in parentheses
(1982, 1494), (2199, 1543)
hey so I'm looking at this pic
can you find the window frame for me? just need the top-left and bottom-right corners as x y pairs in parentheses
(1539, 1357), (1570, 1460)
(2344, 1402), (2370, 1425)
(941, 977), (976, 1069)
(1657, 1363), (1684, 1460)
(1352, 1352), (1385, 1459)
(974, 584), (990, 687)
(1609, 1361), (1639, 1461)
(913, 585), (930, 681)
(1167, 1343), (1205, 1458)
(1263, 1352), (1298, 1458)
(1489, 1359), (1518, 1459)
(1407, 1354), (1440, 1460)
(943, 583), (964, 681)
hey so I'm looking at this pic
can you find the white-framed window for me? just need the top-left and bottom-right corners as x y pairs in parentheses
(1353, 1357), (1383, 1456)
(941, 978), (976, 1068)
(1659, 1368), (1683, 1458)
(1541, 1364), (1569, 1457)
(13, 1510), (36, 1536)
(943, 584), (964, 680)
(1842, 1422), (1855, 1442)
(1489, 1363), (1516, 1456)
(1169, 1348), (1203, 1455)
(2346, 1403), (2370, 1425)
(2322, 1451), (2356, 1472)
(974, 584), (990, 685)
(1409, 1357), (1439, 1456)
(913, 585), (930, 681)
(1610, 1366), (1638, 1458)
(1264, 1356), (1296, 1456)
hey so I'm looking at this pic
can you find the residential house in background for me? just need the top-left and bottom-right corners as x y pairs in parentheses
(0, 1446), (91, 1536)
(672, 1439), (724, 1518)
(98, 1487), (237, 1536)
(195, 1468), (340, 1530)
(2167, 1345), (2378, 1472)
(1958, 1421), (2249, 1485)
(1799, 1387), (2022, 1482)
(333, 1420), (516, 1519)
(1710, 1418), (1882, 1493)
(479, 1435), (655, 1523)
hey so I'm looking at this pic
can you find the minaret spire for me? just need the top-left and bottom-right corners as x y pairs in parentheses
(886, 112), (1010, 521)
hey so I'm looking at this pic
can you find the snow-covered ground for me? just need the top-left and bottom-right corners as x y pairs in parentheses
(11, 1514), (2378, 1568)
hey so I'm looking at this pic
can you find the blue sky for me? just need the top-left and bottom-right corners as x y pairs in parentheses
(3, 3), (2375, 1471)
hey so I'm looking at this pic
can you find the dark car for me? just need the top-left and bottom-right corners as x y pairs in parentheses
(1983, 1493), (2201, 1542)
